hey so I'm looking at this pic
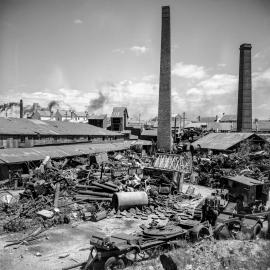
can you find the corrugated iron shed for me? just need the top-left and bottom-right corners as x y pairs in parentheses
(0, 142), (131, 164)
(0, 117), (122, 136)
(224, 175), (263, 186)
(191, 132), (262, 150)
(111, 107), (128, 118)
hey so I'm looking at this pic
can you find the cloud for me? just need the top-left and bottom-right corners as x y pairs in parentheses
(218, 63), (226, 68)
(112, 48), (125, 54)
(1, 66), (269, 121)
(130, 46), (149, 55)
(172, 62), (207, 79)
(74, 19), (83, 24)
(197, 74), (237, 95)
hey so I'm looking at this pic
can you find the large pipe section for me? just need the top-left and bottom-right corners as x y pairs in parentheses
(112, 191), (148, 210)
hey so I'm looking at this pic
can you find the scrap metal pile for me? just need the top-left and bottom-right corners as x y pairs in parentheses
(0, 150), (207, 234)
(193, 150), (270, 188)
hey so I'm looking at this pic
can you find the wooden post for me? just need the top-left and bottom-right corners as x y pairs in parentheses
(177, 172), (184, 193)
(54, 183), (60, 209)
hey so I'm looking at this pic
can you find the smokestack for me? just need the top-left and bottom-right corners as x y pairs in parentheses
(237, 43), (252, 132)
(19, 99), (23, 118)
(157, 6), (171, 152)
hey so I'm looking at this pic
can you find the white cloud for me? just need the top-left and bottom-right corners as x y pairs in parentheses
(186, 88), (202, 96)
(218, 63), (226, 68)
(74, 19), (83, 24)
(254, 68), (270, 81)
(172, 62), (207, 79)
(112, 48), (125, 54)
(130, 46), (149, 55)
(197, 74), (237, 95)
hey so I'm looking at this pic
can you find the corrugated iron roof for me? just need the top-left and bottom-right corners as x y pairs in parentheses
(36, 110), (51, 117)
(0, 142), (131, 164)
(0, 117), (122, 136)
(254, 121), (270, 132)
(258, 134), (270, 143)
(130, 140), (152, 146)
(111, 107), (128, 118)
(224, 175), (263, 186)
(141, 129), (157, 137)
(88, 114), (107, 120)
(219, 114), (237, 122)
(207, 122), (236, 131)
(192, 132), (256, 150)
(185, 122), (207, 129)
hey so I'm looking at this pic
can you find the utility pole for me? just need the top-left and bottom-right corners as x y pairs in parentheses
(174, 116), (177, 143)
(183, 112), (186, 129)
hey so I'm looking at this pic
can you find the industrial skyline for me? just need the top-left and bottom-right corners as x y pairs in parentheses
(0, 0), (270, 120)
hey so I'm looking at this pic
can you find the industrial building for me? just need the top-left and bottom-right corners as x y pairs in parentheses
(191, 132), (266, 152)
(0, 117), (124, 149)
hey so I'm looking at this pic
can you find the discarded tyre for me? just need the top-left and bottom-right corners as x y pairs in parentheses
(104, 257), (125, 270)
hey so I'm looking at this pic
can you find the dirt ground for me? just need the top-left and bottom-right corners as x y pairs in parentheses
(0, 215), (154, 270)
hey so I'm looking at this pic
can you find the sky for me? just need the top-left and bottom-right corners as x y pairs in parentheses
(0, 0), (270, 121)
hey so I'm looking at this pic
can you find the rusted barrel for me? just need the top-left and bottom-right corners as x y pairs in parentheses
(112, 192), (148, 210)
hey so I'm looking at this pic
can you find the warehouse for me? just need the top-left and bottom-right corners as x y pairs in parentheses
(0, 117), (123, 148)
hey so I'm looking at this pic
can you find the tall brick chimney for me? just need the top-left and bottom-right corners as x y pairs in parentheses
(237, 43), (252, 132)
(157, 6), (171, 152)
(19, 99), (23, 118)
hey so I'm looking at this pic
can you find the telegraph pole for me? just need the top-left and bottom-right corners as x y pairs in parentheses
(183, 112), (186, 129)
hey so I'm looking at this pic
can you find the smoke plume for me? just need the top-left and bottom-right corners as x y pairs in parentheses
(48, 100), (59, 112)
(87, 91), (107, 112)
(0, 102), (19, 112)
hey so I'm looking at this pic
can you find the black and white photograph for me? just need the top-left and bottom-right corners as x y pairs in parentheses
(0, 0), (270, 269)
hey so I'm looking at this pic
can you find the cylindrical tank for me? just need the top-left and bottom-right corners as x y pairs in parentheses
(112, 191), (148, 210)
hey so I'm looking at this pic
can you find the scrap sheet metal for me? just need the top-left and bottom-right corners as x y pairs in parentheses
(153, 153), (192, 173)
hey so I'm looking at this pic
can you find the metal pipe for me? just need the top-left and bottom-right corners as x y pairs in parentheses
(103, 182), (118, 189)
(75, 195), (112, 202)
(112, 191), (148, 210)
(75, 185), (103, 191)
(76, 190), (113, 198)
(92, 181), (118, 192)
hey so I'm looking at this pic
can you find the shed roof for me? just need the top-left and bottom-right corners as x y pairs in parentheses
(223, 175), (263, 186)
(192, 132), (258, 150)
(111, 107), (128, 118)
(198, 116), (217, 123)
(88, 114), (107, 120)
(254, 121), (270, 132)
(185, 122), (207, 129)
(207, 122), (236, 131)
(0, 142), (130, 164)
(258, 133), (270, 143)
(141, 129), (157, 137)
(0, 117), (122, 137)
(219, 114), (237, 122)
(37, 110), (51, 117)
